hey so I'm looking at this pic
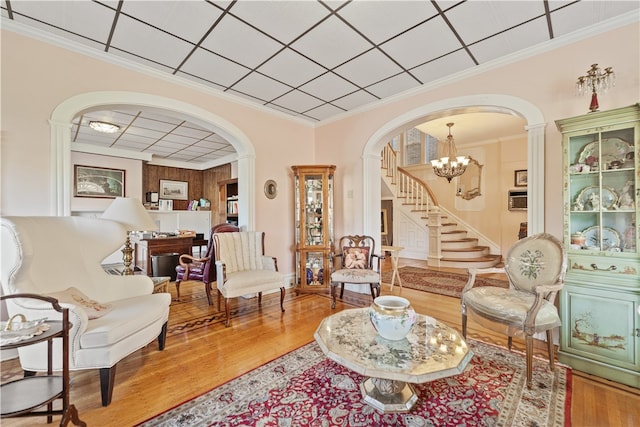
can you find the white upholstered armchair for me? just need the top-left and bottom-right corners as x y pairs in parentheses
(0, 216), (171, 406)
(461, 232), (567, 389)
(214, 231), (285, 327)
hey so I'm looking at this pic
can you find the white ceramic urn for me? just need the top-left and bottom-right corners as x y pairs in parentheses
(369, 296), (416, 340)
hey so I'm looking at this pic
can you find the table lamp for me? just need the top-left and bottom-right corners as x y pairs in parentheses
(102, 197), (157, 275)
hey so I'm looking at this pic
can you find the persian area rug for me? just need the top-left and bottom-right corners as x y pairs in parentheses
(138, 340), (571, 427)
(381, 266), (509, 298)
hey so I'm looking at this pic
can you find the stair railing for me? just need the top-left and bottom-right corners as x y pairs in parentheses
(381, 143), (444, 265)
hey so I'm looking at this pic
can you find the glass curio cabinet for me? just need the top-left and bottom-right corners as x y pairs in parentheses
(556, 104), (639, 388)
(292, 165), (336, 294)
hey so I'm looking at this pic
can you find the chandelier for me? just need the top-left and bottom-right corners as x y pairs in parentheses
(430, 122), (469, 183)
(576, 64), (615, 113)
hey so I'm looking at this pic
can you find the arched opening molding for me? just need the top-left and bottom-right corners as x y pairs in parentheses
(362, 94), (546, 241)
(49, 91), (256, 230)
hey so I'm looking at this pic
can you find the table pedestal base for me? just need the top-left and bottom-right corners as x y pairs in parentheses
(360, 377), (418, 413)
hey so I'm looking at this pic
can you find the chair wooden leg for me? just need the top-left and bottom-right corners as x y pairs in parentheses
(204, 281), (213, 305)
(546, 329), (555, 372)
(225, 298), (231, 327)
(99, 366), (117, 406)
(258, 292), (263, 305)
(217, 289), (222, 311)
(508, 336), (513, 350)
(340, 284), (345, 298)
(330, 283), (338, 309)
(280, 287), (285, 312)
(175, 280), (181, 300)
(525, 335), (534, 389)
(461, 313), (467, 338)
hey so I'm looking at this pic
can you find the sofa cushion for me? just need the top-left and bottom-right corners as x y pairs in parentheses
(48, 287), (113, 319)
(79, 293), (170, 349)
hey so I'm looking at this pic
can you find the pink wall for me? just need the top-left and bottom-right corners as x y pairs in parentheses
(1, 22), (638, 275)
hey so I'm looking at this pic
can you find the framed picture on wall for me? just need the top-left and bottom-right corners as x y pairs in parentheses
(514, 170), (528, 187)
(74, 165), (125, 198)
(160, 180), (188, 200)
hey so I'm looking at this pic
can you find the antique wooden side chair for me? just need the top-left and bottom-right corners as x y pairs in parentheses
(330, 235), (382, 309)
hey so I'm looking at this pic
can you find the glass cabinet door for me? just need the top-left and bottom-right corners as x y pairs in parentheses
(292, 165), (336, 293)
(566, 124), (637, 253)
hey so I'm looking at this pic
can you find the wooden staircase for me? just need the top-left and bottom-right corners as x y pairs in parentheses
(382, 143), (501, 269)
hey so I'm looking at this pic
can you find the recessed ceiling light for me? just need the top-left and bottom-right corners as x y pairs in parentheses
(89, 120), (120, 133)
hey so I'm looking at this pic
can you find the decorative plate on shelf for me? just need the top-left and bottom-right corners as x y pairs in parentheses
(575, 186), (618, 210)
(577, 137), (633, 166)
(582, 226), (621, 251)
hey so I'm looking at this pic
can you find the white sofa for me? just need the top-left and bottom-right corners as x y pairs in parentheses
(0, 216), (171, 406)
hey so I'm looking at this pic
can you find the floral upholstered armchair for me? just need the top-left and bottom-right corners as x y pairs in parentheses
(461, 233), (567, 388)
(330, 235), (382, 309)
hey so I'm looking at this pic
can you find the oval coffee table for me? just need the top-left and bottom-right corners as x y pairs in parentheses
(314, 307), (473, 413)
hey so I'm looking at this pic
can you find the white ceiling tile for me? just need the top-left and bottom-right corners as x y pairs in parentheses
(550, 1), (640, 38)
(131, 117), (180, 133)
(257, 49), (326, 87)
(110, 48), (177, 74)
(444, 1), (545, 44)
(226, 89), (267, 105)
(291, 15), (372, 69)
(305, 104), (346, 121)
(110, 15), (194, 68)
(232, 73), (292, 102)
(299, 73), (358, 101)
(334, 49), (403, 87)
(174, 71), (227, 91)
(10, 1), (114, 43)
(115, 140), (152, 150)
(228, 0), (329, 44)
(200, 14), (283, 68)
(173, 127), (213, 140)
(120, 1), (222, 44)
(338, 0), (438, 44)
(332, 90), (379, 111)
(380, 16), (462, 69)
(409, 50), (476, 85)
(271, 90), (324, 113)
(161, 135), (198, 146)
(469, 17), (550, 64)
(366, 73), (421, 99)
(179, 48), (250, 87)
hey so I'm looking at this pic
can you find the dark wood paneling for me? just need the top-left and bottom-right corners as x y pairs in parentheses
(142, 164), (231, 225)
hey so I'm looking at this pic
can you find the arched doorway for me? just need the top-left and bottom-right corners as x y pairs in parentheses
(49, 91), (256, 229)
(362, 94), (546, 241)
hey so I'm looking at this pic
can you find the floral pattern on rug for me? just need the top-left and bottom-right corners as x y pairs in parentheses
(139, 340), (570, 427)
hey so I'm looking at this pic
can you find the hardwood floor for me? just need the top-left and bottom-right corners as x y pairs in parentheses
(1, 258), (638, 426)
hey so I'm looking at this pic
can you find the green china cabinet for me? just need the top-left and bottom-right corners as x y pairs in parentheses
(556, 104), (639, 388)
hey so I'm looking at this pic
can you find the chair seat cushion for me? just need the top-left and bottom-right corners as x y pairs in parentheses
(219, 269), (284, 298)
(79, 293), (171, 349)
(331, 268), (380, 284)
(463, 287), (561, 331)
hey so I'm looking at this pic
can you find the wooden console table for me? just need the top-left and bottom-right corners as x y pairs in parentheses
(134, 236), (193, 276)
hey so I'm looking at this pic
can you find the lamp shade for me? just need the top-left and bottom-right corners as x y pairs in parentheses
(101, 197), (157, 231)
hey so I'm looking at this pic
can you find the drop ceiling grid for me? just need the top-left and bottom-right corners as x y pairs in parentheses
(3, 0), (638, 164)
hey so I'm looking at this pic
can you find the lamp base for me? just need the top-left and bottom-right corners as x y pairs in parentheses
(121, 235), (135, 276)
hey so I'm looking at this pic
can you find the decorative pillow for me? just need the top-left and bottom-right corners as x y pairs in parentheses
(47, 287), (113, 319)
(343, 246), (370, 269)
